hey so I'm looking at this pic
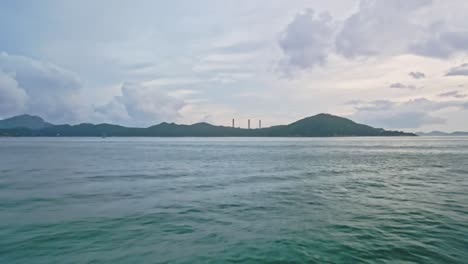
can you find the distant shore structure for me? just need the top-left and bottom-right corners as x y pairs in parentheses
(231, 118), (261, 129)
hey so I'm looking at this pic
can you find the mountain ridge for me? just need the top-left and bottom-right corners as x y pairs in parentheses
(0, 113), (416, 137)
(0, 114), (53, 130)
(416, 131), (468, 136)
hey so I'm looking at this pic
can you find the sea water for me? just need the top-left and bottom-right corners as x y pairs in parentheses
(0, 137), (467, 263)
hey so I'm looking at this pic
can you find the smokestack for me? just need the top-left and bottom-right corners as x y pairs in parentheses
(232, 118), (235, 128)
(259, 120), (261, 129)
(248, 119), (250, 129)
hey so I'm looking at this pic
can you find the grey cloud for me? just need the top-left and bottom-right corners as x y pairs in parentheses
(344, 100), (363, 105)
(280, 0), (468, 71)
(438, 90), (466, 98)
(338, 0), (468, 59)
(446, 63), (468, 76)
(409, 71), (426, 79)
(211, 42), (266, 55)
(94, 82), (186, 127)
(360, 111), (444, 129)
(0, 52), (83, 123)
(336, 0), (431, 58)
(400, 97), (466, 111)
(125, 62), (155, 70)
(350, 98), (467, 129)
(279, 9), (335, 72)
(0, 53), (81, 93)
(412, 25), (468, 58)
(389, 83), (417, 90)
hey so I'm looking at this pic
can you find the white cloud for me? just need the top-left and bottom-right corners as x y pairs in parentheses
(0, 71), (28, 117)
(0, 53), (191, 126)
(0, 52), (83, 123)
(143, 78), (203, 87)
(167, 89), (200, 98)
(94, 82), (186, 127)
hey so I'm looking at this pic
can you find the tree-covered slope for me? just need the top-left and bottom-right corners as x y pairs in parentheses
(0, 114), (52, 130)
(0, 113), (416, 137)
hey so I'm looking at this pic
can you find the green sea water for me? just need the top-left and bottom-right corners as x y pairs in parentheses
(0, 137), (467, 263)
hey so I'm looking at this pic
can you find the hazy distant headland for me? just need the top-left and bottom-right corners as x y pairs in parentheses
(0, 113), (416, 137)
(416, 131), (468, 137)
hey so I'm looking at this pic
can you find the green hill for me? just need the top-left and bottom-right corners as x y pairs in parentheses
(0, 114), (52, 130)
(0, 113), (415, 137)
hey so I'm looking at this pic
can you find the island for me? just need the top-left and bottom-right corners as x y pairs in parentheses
(0, 113), (416, 137)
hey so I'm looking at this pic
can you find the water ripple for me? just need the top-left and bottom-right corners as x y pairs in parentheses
(0, 137), (467, 263)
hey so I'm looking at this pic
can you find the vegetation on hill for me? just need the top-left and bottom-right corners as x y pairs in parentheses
(0, 114), (52, 130)
(0, 113), (416, 137)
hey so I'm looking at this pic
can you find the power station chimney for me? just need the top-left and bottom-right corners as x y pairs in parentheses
(232, 118), (235, 128)
(259, 120), (261, 129)
(248, 119), (250, 129)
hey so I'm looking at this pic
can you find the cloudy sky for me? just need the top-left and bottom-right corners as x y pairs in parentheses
(1, 0), (468, 132)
